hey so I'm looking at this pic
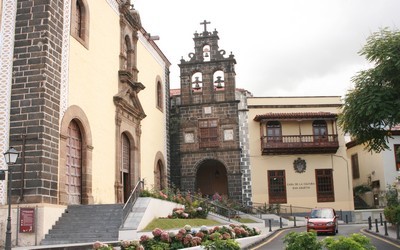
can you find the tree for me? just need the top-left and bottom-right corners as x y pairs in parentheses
(339, 28), (400, 152)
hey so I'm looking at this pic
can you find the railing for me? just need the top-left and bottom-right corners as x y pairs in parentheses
(261, 134), (339, 154)
(252, 202), (313, 217)
(121, 179), (144, 226)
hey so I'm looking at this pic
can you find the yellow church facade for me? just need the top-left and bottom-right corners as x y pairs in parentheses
(0, 0), (170, 246)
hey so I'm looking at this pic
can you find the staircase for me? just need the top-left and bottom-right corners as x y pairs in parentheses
(354, 195), (371, 209)
(41, 204), (123, 245)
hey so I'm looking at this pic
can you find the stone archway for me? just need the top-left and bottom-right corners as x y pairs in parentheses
(60, 105), (93, 205)
(196, 159), (228, 197)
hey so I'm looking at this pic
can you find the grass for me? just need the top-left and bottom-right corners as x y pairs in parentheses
(142, 218), (222, 231)
(234, 217), (257, 223)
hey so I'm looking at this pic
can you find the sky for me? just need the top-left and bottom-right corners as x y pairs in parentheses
(133, 0), (400, 97)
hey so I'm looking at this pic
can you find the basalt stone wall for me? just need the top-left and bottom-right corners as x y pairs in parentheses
(10, 0), (64, 204)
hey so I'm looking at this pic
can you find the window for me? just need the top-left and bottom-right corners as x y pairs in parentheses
(394, 144), (400, 171)
(71, 0), (89, 48)
(157, 81), (163, 109)
(313, 120), (328, 141)
(315, 169), (335, 202)
(351, 154), (360, 179)
(268, 170), (287, 204)
(267, 121), (281, 142)
(199, 119), (219, 148)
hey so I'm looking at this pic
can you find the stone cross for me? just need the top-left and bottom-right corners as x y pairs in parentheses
(200, 20), (210, 32)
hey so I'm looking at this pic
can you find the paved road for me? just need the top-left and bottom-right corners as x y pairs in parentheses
(250, 224), (400, 250)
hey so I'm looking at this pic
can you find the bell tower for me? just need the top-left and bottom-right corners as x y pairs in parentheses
(171, 21), (243, 202)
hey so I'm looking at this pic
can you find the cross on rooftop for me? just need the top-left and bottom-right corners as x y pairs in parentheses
(200, 20), (210, 32)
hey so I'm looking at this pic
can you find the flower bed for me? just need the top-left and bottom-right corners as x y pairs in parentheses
(93, 224), (261, 250)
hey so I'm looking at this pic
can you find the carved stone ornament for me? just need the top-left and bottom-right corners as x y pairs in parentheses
(293, 157), (306, 173)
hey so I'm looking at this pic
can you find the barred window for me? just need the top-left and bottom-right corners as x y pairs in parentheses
(199, 119), (219, 148)
(268, 170), (287, 204)
(315, 169), (335, 202)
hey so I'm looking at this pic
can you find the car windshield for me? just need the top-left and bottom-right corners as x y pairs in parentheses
(310, 209), (333, 218)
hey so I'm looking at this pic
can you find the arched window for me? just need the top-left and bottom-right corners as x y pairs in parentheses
(267, 121), (282, 142)
(75, 1), (82, 38)
(156, 81), (163, 110)
(191, 72), (203, 92)
(203, 45), (210, 62)
(71, 0), (89, 48)
(156, 160), (164, 190)
(213, 70), (225, 90)
(313, 120), (328, 141)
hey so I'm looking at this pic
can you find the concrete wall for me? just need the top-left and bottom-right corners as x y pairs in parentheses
(0, 204), (65, 247)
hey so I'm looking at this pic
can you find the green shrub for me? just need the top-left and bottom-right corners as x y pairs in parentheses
(323, 233), (375, 250)
(283, 232), (375, 250)
(283, 231), (322, 250)
(202, 238), (240, 250)
(353, 185), (372, 195)
(384, 205), (400, 225)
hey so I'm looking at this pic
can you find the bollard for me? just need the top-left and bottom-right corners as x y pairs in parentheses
(375, 219), (379, 233)
(380, 213), (383, 226)
(345, 214), (348, 224)
(384, 221), (388, 236)
(397, 224), (400, 240)
(269, 219), (272, 232)
(279, 217), (283, 229)
(294, 216), (297, 227)
(368, 216), (372, 230)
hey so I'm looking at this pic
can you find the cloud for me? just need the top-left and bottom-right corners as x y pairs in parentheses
(134, 0), (400, 97)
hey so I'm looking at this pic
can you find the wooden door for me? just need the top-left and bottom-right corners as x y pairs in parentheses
(66, 120), (82, 204)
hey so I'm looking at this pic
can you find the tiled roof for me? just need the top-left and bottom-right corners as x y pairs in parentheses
(170, 89), (180, 96)
(254, 112), (337, 121)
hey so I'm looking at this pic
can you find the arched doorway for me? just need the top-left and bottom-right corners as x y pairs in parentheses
(66, 120), (82, 204)
(121, 133), (132, 202)
(155, 160), (164, 191)
(196, 159), (228, 197)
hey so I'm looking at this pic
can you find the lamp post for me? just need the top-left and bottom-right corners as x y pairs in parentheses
(3, 147), (19, 250)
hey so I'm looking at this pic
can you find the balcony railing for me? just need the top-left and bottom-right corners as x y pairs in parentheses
(261, 134), (339, 155)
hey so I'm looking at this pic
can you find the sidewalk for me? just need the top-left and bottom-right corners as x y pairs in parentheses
(363, 221), (400, 245)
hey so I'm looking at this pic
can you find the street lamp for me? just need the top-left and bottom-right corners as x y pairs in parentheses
(3, 147), (19, 250)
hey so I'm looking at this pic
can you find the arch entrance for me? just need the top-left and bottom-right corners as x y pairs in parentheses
(196, 160), (228, 197)
(66, 120), (82, 204)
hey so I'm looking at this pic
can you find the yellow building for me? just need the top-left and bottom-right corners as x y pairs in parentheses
(248, 96), (354, 214)
(347, 129), (400, 208)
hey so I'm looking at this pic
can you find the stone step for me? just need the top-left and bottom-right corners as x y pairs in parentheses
(41, 204), (123, 246)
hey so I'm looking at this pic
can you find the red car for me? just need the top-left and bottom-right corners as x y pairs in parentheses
(306, 207), (338, 235)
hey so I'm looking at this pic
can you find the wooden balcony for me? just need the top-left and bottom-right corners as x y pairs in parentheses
(261, 134), (339, 155)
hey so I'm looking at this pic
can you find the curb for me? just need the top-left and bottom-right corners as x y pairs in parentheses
(362, 228), (400, 246)
(242, 226), (305, 250)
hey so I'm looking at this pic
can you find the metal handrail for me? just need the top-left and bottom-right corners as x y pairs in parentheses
(121, 179), (144, 226)
(251, 202), (313, 217)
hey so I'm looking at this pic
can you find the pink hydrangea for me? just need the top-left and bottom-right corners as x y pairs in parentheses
(160, 232), (170, 242)
(152, 228), (163, 237)
(139, 234), (150, 243)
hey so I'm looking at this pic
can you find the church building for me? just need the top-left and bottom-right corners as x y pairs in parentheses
(170, 21), (252, 204)
(0, 0), (170, 246)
